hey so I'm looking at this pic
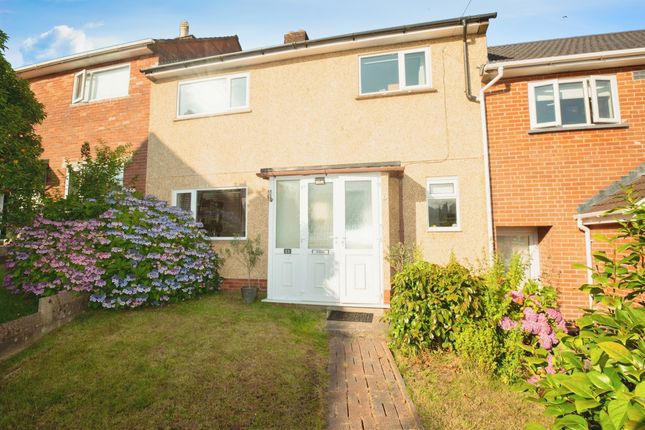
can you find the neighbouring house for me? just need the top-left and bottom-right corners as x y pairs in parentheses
(142, 13), (497, 306)
(14, 22), (241, 196)
(482, 30), (645, 318)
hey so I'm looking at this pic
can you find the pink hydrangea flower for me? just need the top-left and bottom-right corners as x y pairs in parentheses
(499, 317), (517, 330)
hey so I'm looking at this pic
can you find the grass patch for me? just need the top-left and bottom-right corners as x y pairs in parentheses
(0, 292), (329, 429)
(394, 351), (552, 430)
(0, 267), (39, 323)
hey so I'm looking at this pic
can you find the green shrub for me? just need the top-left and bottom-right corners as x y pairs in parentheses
(388, 259), (485, 352)
(455, 323), (501, 373)
(525, 195), (645, 430)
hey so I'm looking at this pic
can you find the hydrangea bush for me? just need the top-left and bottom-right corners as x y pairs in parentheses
(4, 191), (222, 309)
(452, 255), (566, 382)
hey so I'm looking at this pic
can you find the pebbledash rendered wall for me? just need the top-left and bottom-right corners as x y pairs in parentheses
(145, 35), (491, 299)
(26, 55), (158, 195)
(485, 66), (645, 318)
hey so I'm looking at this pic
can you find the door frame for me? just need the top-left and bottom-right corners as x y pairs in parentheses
(266, 173), (385, 306)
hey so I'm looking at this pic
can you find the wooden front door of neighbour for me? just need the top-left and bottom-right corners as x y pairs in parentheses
(268, 174), (382, 305)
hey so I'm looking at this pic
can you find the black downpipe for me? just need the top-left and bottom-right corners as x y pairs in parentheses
(462, 19), (478, 102)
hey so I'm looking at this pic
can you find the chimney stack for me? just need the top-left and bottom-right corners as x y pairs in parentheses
(179, 20), (190, 38)
(284, 29), (309, 44)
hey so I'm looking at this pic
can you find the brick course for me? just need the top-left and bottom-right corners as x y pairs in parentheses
(27, 55), (158, 195)
(485, 66), (645, 318)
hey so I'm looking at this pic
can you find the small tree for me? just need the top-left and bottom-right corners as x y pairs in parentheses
(43, 142), (131, 221)
(66, 142), (132, 201)
(224, 235), (264, 287)
(0, 30), (46, 234)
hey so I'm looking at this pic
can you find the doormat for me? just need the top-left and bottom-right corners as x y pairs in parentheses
(327, 311), (374, 323)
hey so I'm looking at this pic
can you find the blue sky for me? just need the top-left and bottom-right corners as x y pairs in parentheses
(1, 0), (643, 67)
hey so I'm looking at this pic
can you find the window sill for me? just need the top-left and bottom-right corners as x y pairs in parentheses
(356, 87), (437, 100)
(175, 108), (252, 122)
(70, 95), (130, 106)
(427, 227), (461, 233)
(528, 122), (629, 135)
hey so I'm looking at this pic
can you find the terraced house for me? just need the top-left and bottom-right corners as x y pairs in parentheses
(482, 30), (645, 318)
(142, 13), (497, 306)
(15, 22), (241, 196)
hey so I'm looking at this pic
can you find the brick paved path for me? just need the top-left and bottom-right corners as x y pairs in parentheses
(327, 335), (422, 429)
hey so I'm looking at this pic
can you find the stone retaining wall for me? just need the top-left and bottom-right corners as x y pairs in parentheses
(0, 291), (88, 361)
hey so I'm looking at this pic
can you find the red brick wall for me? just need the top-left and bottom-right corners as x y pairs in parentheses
(485, 66), (645, 318)
(28, 55), (158, 195)
(220, 278), (268, 291)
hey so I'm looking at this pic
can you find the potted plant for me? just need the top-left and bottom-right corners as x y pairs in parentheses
(224, 234), (264, 304)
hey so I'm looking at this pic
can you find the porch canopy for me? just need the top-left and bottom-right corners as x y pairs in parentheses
(256, 161), (404, 179)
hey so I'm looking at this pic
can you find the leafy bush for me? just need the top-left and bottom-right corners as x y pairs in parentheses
(454, 323), (501, 373)
(452, 256), (565, 381)
(388, 258), (485, 352)
(386, 242), (422, 275)
(4, 190), (222, 309)
(66, 142), (131, 201)
(524, 196), (645, 430)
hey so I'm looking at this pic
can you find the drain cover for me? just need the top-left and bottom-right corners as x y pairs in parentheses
(327, 311), (374, 323)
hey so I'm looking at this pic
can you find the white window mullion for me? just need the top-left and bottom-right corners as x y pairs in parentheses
(553, 81), (562, 127)
(397, 52), (405, 89)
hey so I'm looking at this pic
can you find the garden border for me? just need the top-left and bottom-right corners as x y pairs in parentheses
(0, 291), (88, 361)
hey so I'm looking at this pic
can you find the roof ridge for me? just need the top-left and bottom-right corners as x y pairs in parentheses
(489, 28), (645, 50)
(578, 161), (645, 214)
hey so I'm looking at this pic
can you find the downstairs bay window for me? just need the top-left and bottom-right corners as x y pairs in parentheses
(528, 76), (620, 129)
(173, 188), (247, 239)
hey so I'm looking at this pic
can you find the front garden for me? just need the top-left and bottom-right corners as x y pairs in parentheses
(388, 192), (644, 430)
(0, 293), (328, 429)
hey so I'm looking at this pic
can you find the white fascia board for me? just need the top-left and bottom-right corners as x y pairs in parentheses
(146, 23), (483, 82)
(16, 39), (155, 79)
(484, 47), (645, 80)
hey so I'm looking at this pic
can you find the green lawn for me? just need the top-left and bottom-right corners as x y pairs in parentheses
(0, 292), (329, 429)
(395, 351), (553, 430)
(0, 271), (39, 323)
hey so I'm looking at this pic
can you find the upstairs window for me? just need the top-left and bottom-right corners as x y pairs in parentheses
(72, 64), (130, 104)
(528, 76), (620, 129)
(177, 74), (249, 118)
(359, 49), (430, 95)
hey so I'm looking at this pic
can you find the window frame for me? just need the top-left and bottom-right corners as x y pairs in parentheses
(496, 227), (540, 280)
(358, 47), (432, 96)
(590, 75), (621, 124)
(172, 186), (248, 240)
(426, 176), (460, 232)
(528, 76), (621, 129)
(71, 63), (131, 104)
(176, 72), (250, 119)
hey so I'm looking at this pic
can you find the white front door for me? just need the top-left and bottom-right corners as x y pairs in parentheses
(268, 174), (382, 305)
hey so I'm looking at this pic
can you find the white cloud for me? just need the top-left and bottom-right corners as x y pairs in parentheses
(19, 24), (120, 66)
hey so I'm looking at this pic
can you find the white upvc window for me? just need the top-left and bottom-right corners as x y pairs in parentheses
(172, 187), (247, 240)
(528, 76), (620, 129)
(496, 227), (540, 281)
(176, 73), (249, 118)
(359, 48), (431, 95)
(426, 177), (460, 231)
(72, 64), (130, 104)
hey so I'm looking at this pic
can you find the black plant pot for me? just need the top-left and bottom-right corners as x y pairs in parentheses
(241, 286), (258, 304)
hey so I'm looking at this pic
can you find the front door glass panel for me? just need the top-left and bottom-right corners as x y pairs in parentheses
(308, 182), (333, 249)
(345, 181), (373, 249)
